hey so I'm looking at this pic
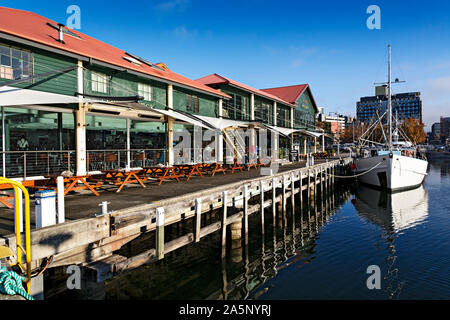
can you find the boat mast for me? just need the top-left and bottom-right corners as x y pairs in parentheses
(388, 44), (392, 151)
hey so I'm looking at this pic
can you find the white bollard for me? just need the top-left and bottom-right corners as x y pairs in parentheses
(14, 185), (23, 233)
(56, 176), (65, 224)
(35, 190), (57, 229)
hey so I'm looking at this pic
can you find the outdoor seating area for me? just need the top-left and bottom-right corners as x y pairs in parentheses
(0, 158), (274, 207)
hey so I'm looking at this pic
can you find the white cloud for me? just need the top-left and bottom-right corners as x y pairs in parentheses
(155, 0), (190, 12)
(172, 26), (197, 39)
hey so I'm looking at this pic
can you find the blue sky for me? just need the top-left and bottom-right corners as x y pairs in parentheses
(4, 0), (450, 129)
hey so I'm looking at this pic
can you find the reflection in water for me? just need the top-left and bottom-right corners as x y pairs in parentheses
(98, 185), (352, 300)
(217, 188), (352, 300)
(353, 185), (429, 233)
(351, 185), (429, 299)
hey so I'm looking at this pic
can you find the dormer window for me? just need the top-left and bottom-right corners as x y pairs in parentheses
(123, 56), (142, 66)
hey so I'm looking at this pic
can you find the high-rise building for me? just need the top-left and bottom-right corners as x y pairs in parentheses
(440, 117), (450, 140)
(356, 89), (422, 123)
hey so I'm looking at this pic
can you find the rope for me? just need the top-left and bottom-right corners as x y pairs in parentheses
(327, 161), (384, 179)
(0, 267), (34, 300)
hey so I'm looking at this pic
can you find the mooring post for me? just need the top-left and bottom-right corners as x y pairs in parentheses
(291, 172), (295, 213)
(272, 177), (276, 222)
(243, 185), (249, 245)
(156, 207), (165, 260)
(230, 219), (242, 263)
(282, 175), (286, 214)
(307, 169), (311, 202)
(221, 191), (228, 259)
(320, 165), (323, 201)
(195, 198), (202, 243)
(299, 171), (303, 211)
(260, 180), (265, 234)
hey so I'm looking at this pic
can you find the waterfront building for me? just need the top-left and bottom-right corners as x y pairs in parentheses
(0, 6), (229, 178)
(440, 117), (450, 144)
(0, 6), (327, 179)
(196, 75), (322, 157)
(356, 89), (422, 123)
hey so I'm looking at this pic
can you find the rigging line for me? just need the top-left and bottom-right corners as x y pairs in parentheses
(26, 59), (142, 97)
(392, 51), (409, 93)
(328, 161), (384, 179)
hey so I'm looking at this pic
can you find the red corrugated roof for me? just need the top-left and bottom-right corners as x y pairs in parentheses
(260, 84), (309, 104)
(196, 73), (296, 107)
(0, 6), (230, 99)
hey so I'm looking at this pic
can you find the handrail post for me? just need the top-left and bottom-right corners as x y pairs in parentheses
(0, 177), (32, 293)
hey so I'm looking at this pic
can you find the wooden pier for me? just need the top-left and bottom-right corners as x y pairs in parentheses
(0, 158), (352, 289)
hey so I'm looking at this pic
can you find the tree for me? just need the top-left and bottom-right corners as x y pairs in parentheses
(340, 121), (370, 143)
(401, 118), (426, 144)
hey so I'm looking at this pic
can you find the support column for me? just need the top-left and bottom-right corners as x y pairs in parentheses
(322, 134), (325, 152)
(75, 106), (87, 175)
(303, 137), (307, 155)
(290, 108), (294, 129)
(273, 101), (277, 126)
(218, 98), (223, 118)
(167, 118), (174, 166)
(2, 106), (6, 176)
(126, 118), (131, 170)
(250, 126), (256, 163)
(76, 60), (87, 176)
(314, 137), (317, 153)
(167, 84), (174, 166)
(250, 93), (255, 121)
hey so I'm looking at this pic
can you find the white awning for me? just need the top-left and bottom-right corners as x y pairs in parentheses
(303, 130), (323, 138)
(261, 125), (293, 137)
(195, 115), (250, 130)
(0, 86), (94, 106)
(152, 108), (214, 130)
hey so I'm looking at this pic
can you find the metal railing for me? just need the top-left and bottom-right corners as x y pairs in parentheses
(86, 149), (168, 171)
(0, 150), (75, 179)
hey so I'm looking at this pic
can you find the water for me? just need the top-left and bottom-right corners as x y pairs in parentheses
(48, 160), (450, 300)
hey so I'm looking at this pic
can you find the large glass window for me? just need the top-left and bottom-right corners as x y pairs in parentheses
(91, 71), (109, 93)
(0, 44), (32, 81)
(186, 94), (199, 113)
(0, 107), (75, 177)
(138, 83), (152, 101)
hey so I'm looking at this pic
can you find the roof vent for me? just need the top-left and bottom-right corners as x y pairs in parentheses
(47, 22), (82, 41)
(57, 23), (65, 44)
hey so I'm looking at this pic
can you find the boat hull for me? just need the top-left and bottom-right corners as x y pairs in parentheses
(355, 154), (428, 191)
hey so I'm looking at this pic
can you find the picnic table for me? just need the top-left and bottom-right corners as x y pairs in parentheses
(230, 159), (244, 173)
(99, 169), (147, 193)
(201, 163), (227, 176)
(175, 164), (204, 182)
(42, 175), (103, 196)
(143, 166), (181, 185)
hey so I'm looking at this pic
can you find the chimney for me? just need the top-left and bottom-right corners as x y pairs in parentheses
(57, 23), (65, 44)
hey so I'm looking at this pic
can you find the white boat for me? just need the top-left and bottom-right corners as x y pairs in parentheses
(354, 45), (428, 191)
(355, 152), (428, 191)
